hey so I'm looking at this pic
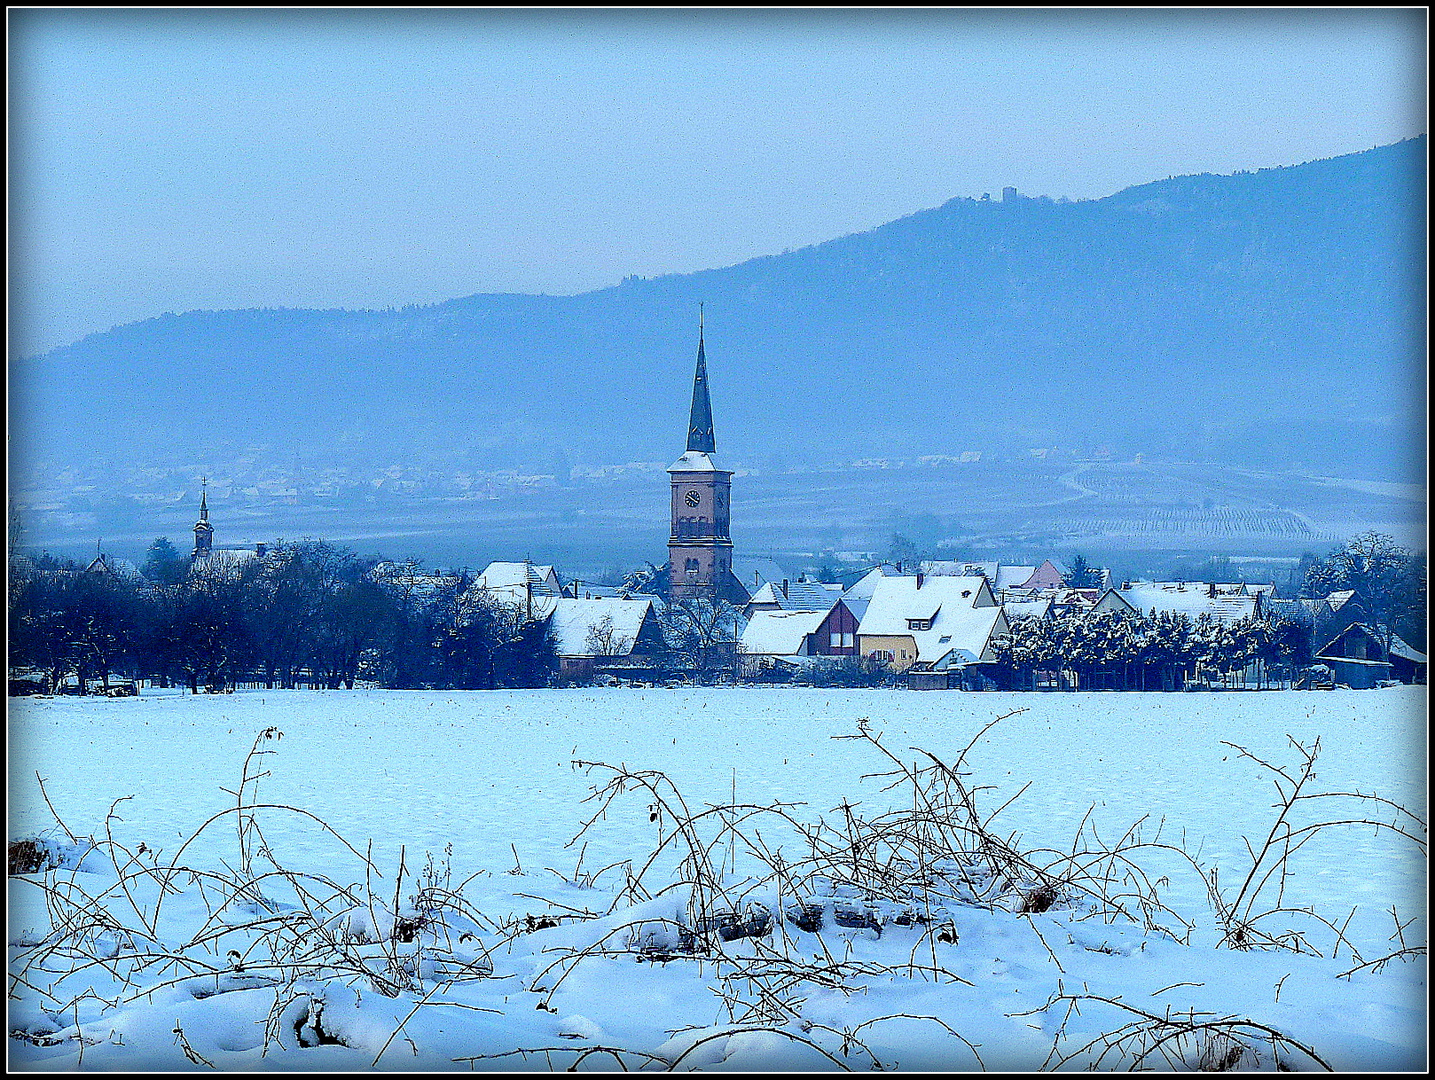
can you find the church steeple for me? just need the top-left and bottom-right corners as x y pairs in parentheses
(192, 478), (214, 559)
(668, 309), (748, 605)
(686, 305), (716, 453)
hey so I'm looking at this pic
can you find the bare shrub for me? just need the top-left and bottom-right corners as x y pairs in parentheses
(8, 728), (510, 1066)
(1031, 990), (1332, 1070)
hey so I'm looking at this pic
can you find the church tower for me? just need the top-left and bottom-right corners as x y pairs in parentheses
(668, 311), (748, 604)
(192, 480), (214, 559)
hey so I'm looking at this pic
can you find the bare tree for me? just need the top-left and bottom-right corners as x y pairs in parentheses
(584, 613), (632, 658)
(660, 595), (742, 680)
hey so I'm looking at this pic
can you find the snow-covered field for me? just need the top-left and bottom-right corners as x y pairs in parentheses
(8, 686), (1427, 1071)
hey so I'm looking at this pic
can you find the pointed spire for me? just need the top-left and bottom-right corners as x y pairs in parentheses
(199, 477), (209, 522)
(686, 305), (716, 453)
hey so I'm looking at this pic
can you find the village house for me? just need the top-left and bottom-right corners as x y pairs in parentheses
(1314, 622), (1427, 687)
(1112, 580), (1271, 624)
(920, 557), (1085, 595)
(738, 608), (831, 675)
(547, 595), (665, 678)
(473, 560), (563, 617)
(743, 577), (844, 615)
(84, 552), (143, 581)
(738, 593), (862, 670)
(1266, 589), (1368, 658)
(857, 573), (1009, 682)
(998, 592), (1054, 621)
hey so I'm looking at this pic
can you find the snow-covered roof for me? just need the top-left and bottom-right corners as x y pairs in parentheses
(843, 565), (899, 604)
(666, 450), (726, 474)
(475, 561), (562, 606)
(1115, 583), (1260, 624)
(548, 597), (655, 658)
(858, 575), (1004, 665)
(920, 559), (999, 581)
(1266, 597), (1321, 621)
(740, 608), (829, 656)
(1388, 635), (1426, 664)
(1089, 588), (1138, 615)
(842, 596), (872, 624)
(746, 579), (844, 612)
(566, 582), (632, 599)
(371, 561), (463, 600)
(993, 565), (1037, 591)
(85, 554), (143, 580)
(1315, 654), (1392, 669)
(1317, 623), (1427, 666)
(1002, 597), (1053, 620)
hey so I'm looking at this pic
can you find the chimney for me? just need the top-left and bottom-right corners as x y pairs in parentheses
(781, 579), (788, 598)
(1207, 582), (1216, 598)
(916, 572), (925, 589)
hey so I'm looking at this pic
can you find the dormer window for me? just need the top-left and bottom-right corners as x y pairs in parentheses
(907, 618), (932, 631)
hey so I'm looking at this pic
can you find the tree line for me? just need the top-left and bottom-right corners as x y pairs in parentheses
(989, 609), (1313, 691)
(8, 539), (559, 694)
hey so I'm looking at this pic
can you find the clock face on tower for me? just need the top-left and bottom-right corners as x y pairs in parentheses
(684, 490), (701, 508)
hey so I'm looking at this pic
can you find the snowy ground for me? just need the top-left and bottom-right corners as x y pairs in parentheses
(7, 686), (1427, 1070)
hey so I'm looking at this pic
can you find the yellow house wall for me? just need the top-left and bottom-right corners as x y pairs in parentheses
(859, 635), (919, 671)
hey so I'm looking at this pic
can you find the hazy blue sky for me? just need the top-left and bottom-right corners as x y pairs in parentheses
(9, 7), (1427, 356)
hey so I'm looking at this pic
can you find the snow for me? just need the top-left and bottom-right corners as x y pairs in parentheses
(859, 575), (1005, 665)
(666, 451), (724, 474)
(8, 686), (1427, 1070)
(739, 609), (828, 655)
(473, 561), (563, 608)
(745, 580), (843, 612)
(549, 597), (655, 657)
(1116, 583), (1261, 624)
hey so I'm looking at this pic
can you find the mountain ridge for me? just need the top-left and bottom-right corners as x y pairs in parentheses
(12, 137), (1426, 485)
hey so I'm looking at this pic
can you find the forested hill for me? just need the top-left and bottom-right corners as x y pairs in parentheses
(12, 136), (1425, 480)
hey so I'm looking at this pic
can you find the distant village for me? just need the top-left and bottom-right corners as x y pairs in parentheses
(9, 321), (1426, 696)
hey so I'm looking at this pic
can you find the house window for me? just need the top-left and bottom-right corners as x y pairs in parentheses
(907, 618), (931, 631)
(830, 632), (843, 649)
(685, 558), (699, 575)
(842, 632), (854, 648)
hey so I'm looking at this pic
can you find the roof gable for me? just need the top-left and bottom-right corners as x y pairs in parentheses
(858, 575), (1004, 663)
(740, 608), (829, 655)
(549, 597), (655, 657)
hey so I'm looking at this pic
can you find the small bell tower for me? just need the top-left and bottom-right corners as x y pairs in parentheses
(192, 478), (214, 559)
